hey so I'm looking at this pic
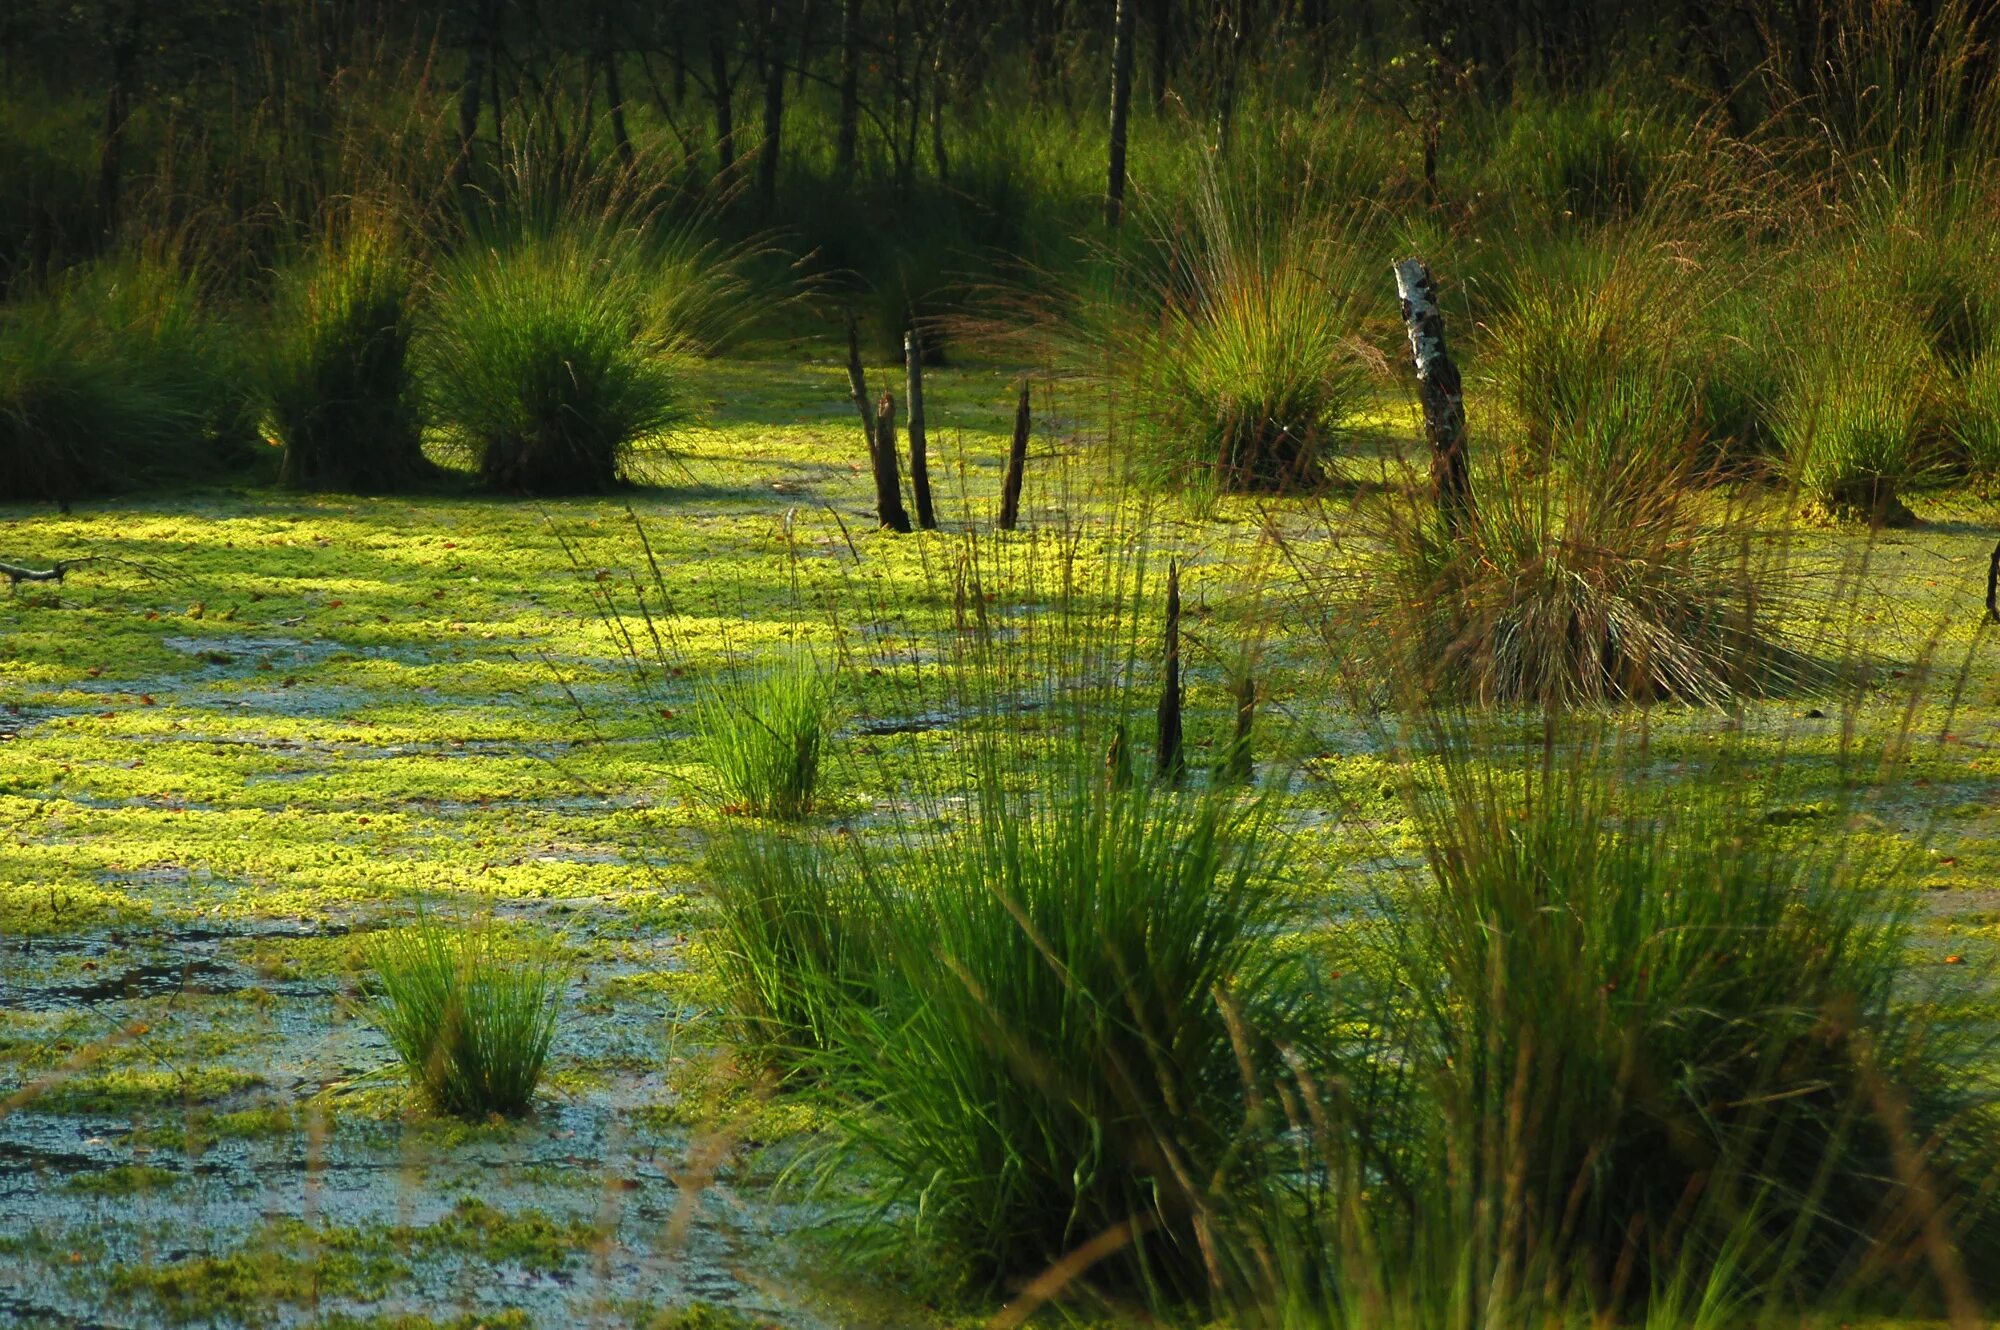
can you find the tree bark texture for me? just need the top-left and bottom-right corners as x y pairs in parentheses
(1393, 258), (1474, 532)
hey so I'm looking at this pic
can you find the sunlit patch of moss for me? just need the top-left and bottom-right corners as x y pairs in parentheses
(63, 1162), (183, 1195)
(421, 1196), (600, 1268)
(110, 1221), (405, 1325)
(31, 1065), (264, 1114)
(318, 1313), (533, 1330)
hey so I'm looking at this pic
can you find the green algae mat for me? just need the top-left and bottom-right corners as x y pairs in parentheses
(4, 355), (2000, 1328)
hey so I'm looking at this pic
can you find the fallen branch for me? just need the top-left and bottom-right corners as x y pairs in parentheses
(1, 557), (96, 589)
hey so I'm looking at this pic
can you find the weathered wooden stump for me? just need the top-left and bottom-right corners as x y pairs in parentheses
(1393, 258), (1474, 532)
(906, 328), (937, 530)
(999, 378), (1031, 531)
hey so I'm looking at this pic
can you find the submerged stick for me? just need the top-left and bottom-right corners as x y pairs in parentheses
(906, 328), (937, 529)
(873, 390), (911, 533)
(1157, 559), (1184, 785)
(1393, 258), (1474, 533)
(999, 378), (1031, 531)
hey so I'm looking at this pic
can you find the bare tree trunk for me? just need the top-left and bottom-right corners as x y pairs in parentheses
(906, 329), (937, 529)
(1105, 0), (1136, 227)
(1150, 0), (1172, 106)
(1214, 0), (1248, 155)
(600, 13), (635, 169)
(97, 1), (143, 240)
(1156, 559), (1184, 785)
(1393, 258), (1474, 532)
(709, 23), (736, 181)
(998, 378), (1031, 530)
(846, 312), (910, 533)
(873, 391), (912, 532)
(929, 0), (951, 180)
(835, 0), (863, 187)
(757, 0), (787, 211)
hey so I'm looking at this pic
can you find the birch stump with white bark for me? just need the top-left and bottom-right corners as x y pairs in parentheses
(1393, 258), (1474, 532)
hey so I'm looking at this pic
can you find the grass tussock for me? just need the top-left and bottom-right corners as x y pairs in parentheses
(692, 655), (837, 820)
(1123, 182), (1375, 495)
(425, 234), (690, 494)
(265, 226), (433, 493)
(363, 913), (567, 1120)
(0, 255), (252, 500)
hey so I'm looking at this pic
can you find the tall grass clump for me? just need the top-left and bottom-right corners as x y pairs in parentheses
(1485, 95), (1665, 227)
(0, 255), (252, 500)
(797, 751), (1308, 1294)
(425, 234), (689, 493)
(1231, 721), (1994, 1321)
(363, 913), (567, 1119)
(1123, 182), (1374, 494)
(265, 228), (433, 492)
(1775, 303), (1945, 525)
(703, 830), (880, 1071)
(692, 655), (837, 820)
(1392, 725), (1982, 1303)
(1953, 352), (2000, 481)
(1348, 411), (1791, 707)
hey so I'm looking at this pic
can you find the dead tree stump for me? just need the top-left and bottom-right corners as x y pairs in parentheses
(1156, 558), (1184, 785)
(844, 310), (910, 533)
(906, 329), (937, 530)
(873, 390), (911, 533)
(1393, 259), (1474, 532)
(999, 378), (1031, 531)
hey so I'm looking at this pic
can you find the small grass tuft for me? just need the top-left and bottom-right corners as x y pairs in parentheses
(363, 913), (567, 1120)
(692, 655), (837, 820)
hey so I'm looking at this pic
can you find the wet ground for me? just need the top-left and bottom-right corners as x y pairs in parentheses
(4, 360), (2000, 1326)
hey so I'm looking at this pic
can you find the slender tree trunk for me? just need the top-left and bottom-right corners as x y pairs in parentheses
(930, 0), (951, 180)
(1214, 0), (1249, 156)
(1150, 0), (1172, 106)
(601, 16), (635, 169)
(1156, 559), (1184, 785)
(710, 24), (736, 181)
(758, 0), (788, 211)
(1393, 258), (1474, 532)
(97, 2), (142, 240)
(998, 378), (1031, 530)
(835, 0), (863, 187)
(796, 0), (815, 93)
(1105, 0), (1136, 227)
(906, 329), (937, 529)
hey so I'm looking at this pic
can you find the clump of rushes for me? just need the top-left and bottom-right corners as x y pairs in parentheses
(425, 234), (688, 493)
(1954, 352), (2000, 481)
(703, 830), (880, 1070)
(265, 228), (433, 492)
(1355, 414), (1791, 707)
(1379, 724), (1987, 1304)
(1129, 184), (1372, 494)
(805, 756), (1305, 1293)
(693, 655), (837, 820)
(363, 913), (566, 1119)
(1775, 302), (1945, 525)
(0, 255), (249, 501)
